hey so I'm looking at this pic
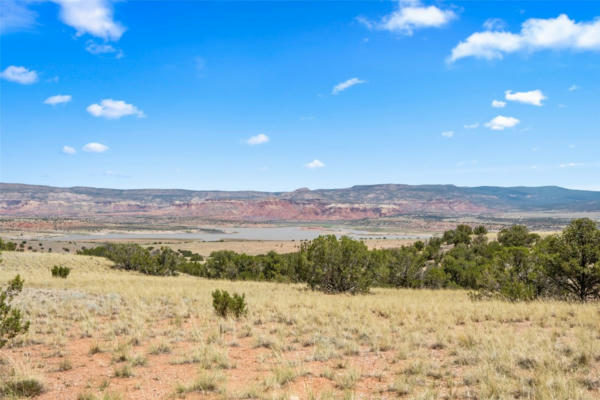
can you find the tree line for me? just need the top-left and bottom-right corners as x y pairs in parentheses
(77, 218), (600, 301)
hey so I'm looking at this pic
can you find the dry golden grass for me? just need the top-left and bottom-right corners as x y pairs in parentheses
(1, 251), (599, 399)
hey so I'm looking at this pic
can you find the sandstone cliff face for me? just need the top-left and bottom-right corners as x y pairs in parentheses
(1, 183), (599, 221)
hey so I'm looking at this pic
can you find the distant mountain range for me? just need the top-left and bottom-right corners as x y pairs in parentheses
(2, 183), (600, 222)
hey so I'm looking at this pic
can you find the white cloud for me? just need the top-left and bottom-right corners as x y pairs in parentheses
(559, 162), (584, 168)
(441, 130), (454, 138)
(464, 122), (479, 129)
(449, 14), (600, 62)
(51, 0), (125, 41)
(0, 65), (38, 84)
(82, 142), (109, 153)
(492, 99), (506, 108)
(246, 134), (269, 145)
(62, 145), (76, 154)
(568, 84), (580, 91)
(44, 94), (72, 105)
(1, 0), (37, 33)
(305, 159), (325, 169)
(85, 40), (120, 56)
(505, 89), (546, 106)
(483, 18), (506, 31)
(87, 99), (145, 119)
(332, 78), (366, 95)
(361, 0), (456, 35)
(485, 115), (520, 131)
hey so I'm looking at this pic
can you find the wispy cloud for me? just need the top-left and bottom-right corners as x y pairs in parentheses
(492, 99), (506, 108)
(568, 84), (580, 92)
(483, 18), (506, 31)
(332, 78), (365, 95)
(87, 99), (145, 119)
(245, 134), (269, 145)
(485, 115), (520, 131)
(1, 0), (37, 33)
(82, 142), (109, 153)
(85, 40), (123, 58)
(62, 145), (76, 155)
(464, 122), (479, 129)
(441, 130), (454, 138)
(449, 14), (600, 62)
(305, 159), (325, 169)
(0, 65), (38, 84)
(505, 89), (546, 106)
(559, 162), (584, 168)
(44, 94), (72, 105)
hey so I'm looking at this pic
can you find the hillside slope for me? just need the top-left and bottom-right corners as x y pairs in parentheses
(2, 183), (600, 221)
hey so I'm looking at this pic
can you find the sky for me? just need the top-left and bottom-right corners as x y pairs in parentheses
(1, 0), (599, 192)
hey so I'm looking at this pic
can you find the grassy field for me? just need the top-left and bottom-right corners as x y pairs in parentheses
(1, 251), (599, 399)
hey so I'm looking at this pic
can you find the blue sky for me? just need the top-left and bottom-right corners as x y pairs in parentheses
(1, 0), (599, 191)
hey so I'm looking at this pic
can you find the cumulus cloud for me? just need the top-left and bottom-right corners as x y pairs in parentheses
(44, 94), (72, 105)
(87, 99), (145, 119)
(441, 130), (454, 138)
(332, 78), (366, 95)
(246, 134), (269, 145)
(485, 115), (520, 131)
(464, 122), (479, 129)
(0, 65), (38, 84)
(449, 14), (600, 62)
(305, 159), (325, 169)
(62, 145), (76, 154)
(82, 142), (109, 153)
(505, 89), (546, 106)
(360, 0), (455, 35)
(492, 99), (506, 108)
(51, 0), (125, 41)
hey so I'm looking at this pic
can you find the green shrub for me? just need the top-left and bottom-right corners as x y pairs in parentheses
(51, 265), (71, 278)
(212, 290), (247, 319)
(1, 275), (30, 348)
(302, 235), (374, 294)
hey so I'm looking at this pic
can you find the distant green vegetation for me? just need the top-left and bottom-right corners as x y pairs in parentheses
(51, 265), (71, 278)
(78, 218), (600, 301)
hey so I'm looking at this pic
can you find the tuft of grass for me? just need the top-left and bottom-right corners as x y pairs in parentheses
(175, 371), (225, 395)
(335, 369), (360, 390)
(58, 358), (73, 371)
(77, 392), (98, 400)
(113, 365), (134, 378)
(2, 378), (45, 397)
(149, 341), (171, 355)
(89, 343), (103, 355)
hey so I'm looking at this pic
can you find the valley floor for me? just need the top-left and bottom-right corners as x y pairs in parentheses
(1, 252), (599, 399)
